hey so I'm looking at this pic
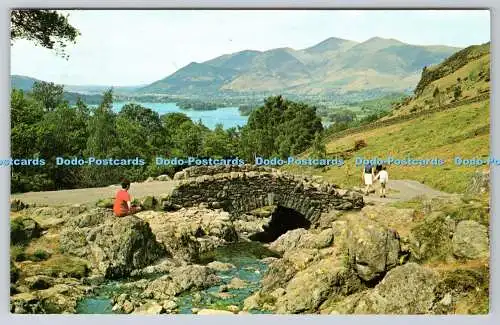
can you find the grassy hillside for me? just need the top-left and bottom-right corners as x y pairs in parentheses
(288, 43), (490, 194)
(288, 99), (489, 193)
(390, 43), (490, 118)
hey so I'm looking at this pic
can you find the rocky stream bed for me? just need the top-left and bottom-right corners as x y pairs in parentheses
(10, 186), (490, 315)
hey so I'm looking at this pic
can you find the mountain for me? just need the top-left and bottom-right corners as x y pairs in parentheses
(309, 42), (490, 194)
(11, 75), (43, 91)
(139, 37), (461, 97)
(10, 75), (104, 105)
(10, 75), (143, 95)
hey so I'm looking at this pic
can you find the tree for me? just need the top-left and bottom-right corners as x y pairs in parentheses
(311, 132), (326, 158)
(203, 124), (231, 158)
(11, 10), (80, 58)
(433, 86), (443, 107)
(83, 89), (120, 187)
(31, 81), (65, 111)
(85, 89), (117, 156)
(240, 96), (323, 160)
(454, 85), (462, 100)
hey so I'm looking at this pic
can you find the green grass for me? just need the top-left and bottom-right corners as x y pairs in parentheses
(286, 99), (489, 194)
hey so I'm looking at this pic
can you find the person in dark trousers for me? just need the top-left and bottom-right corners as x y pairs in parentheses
(362, 163), (374, 195)
(113, 179), (141, 217)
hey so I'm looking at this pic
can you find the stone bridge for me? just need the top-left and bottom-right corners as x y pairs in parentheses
(165, 165), (364, 224)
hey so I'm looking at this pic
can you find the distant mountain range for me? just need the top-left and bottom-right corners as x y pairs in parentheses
(139, 37), (461, 96)
(10, 75), (143, 95)
(12, 36), (462, 100)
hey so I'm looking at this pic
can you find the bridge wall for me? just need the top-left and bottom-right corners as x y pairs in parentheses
(167, 170), (363, 223)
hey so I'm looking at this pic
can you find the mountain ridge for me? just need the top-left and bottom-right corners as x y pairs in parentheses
(139, 36), (461, 97)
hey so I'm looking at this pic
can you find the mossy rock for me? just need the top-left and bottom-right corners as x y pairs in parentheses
(408, 212), (455, 263)
(96, 198), (114, 209)
(433, 267), (489, 314)
(11, 217), (42, 245)
(11, 199), (28, 212)
(21, 256), (90, 279)
(140, 196), (158, 210)
(10, 259), (19, 283)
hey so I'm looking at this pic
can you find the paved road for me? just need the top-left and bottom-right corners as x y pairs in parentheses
(10, 179), (455, 207)
(10, 180), (180, 207)
(363, 179), (457, 204)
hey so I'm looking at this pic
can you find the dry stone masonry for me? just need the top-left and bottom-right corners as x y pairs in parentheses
(167, 166), (364, 223)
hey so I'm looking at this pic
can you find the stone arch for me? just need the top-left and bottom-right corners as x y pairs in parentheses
(166, 167), (364, 224)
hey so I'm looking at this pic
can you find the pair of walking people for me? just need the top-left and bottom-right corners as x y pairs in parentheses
(363, 163), (389, 197)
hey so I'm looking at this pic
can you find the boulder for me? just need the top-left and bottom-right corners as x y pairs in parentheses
(136, 209), (237, 262)
(408, 212), (456, 262)
(11, 199), (28, 212)
(22, 275), (54, 290)
(133, 301), (164, 314)
(11, 217), (42, 245)
(269, 228), (334, 255)
(145, 177), (155, 183)
(354, 263), (439, 314)
(452, 220), (489, 259)
(207, 261), (236, 272)
(157, 174), (172, 181)
(361, 205), (415, 239)
(344, 215), (400, 281)
(228, 277), (248, 289)
(60, 210), (166, 278)
(96, 198), (114, 209)
(268, 228), (307, 254)
(130, 258), (178, 277)
(163, 300), (178, 312)
(140, 196), (158, 210)
(260, 258), (300, 293)
(10, 280), (90, 314)
(173, 170), (187, 180)
(275, 258), (363, 313)
(141, 265), (221, 300)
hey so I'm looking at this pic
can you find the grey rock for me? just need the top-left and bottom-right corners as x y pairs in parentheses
(452, 220), (489, 259)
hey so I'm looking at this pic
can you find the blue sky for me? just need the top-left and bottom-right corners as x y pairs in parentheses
(10, 10), (490, 86)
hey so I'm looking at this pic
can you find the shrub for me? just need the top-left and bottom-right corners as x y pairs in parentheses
(31, 249), (51, 261)
(10, 244), (26, 262)
(353, 139), (367, 151)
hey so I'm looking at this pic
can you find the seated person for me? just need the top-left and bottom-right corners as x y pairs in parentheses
(113, 179), (141, 217)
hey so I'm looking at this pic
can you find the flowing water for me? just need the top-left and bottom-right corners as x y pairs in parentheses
(76, 241), (277, 314)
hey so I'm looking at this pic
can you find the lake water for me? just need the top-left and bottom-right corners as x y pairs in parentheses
(112, 102), (248, 130)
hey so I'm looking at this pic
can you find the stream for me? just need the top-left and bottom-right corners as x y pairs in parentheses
(76, 241), (278, 314)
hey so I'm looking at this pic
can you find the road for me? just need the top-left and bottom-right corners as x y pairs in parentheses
(10, 180), (180, 207)
(10, 179), (456, 207)
(363, 179), (457, 204)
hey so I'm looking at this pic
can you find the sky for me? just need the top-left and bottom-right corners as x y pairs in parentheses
(10, 10), (491, 86)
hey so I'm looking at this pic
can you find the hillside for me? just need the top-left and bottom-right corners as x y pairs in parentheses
(10, 75), (142, 95)
(289, 43), (490, 194)
(139, 37), (460, 96)
(10, 75), (104, 105)
(389, 42), (490, 117)
(11, 75), (43, 91)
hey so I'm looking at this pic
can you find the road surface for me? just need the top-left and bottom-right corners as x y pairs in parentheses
(10, 179), (456, 207)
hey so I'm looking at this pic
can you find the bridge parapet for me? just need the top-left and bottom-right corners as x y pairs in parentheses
(167, 166), (363, 223)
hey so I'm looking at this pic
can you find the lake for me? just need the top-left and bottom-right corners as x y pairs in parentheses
(112, 102), (248, 130)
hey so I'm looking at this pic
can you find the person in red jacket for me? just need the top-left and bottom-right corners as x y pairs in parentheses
(113, 179), (141, 217)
